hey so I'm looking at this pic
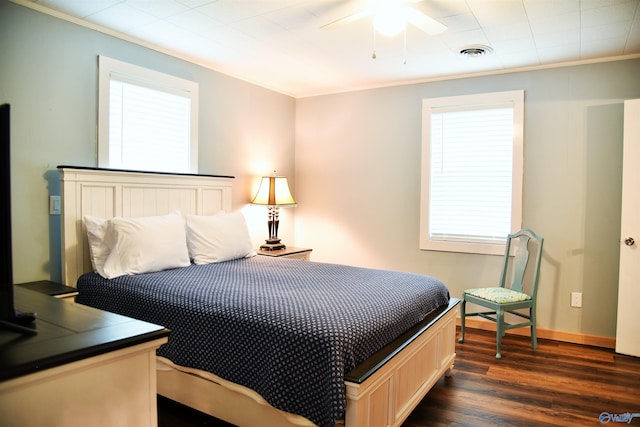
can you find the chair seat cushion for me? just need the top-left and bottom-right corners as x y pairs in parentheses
(464, 287), (532, 304)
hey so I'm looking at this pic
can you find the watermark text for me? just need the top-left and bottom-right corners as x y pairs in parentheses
(600, 412), (640, 424)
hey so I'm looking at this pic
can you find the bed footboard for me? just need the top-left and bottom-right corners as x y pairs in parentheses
(344, 298), (459, 427)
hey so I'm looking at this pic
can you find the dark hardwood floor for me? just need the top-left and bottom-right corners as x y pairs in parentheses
(158, 327), (640, 426)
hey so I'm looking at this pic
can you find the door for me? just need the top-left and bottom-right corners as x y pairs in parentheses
(617, 98), (640, 357)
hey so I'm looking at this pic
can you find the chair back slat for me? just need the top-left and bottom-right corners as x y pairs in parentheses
(510, 235), (531, 293)
(499, 228), (544, 296)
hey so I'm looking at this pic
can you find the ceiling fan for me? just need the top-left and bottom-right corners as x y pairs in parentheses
(321, 0), (447, 37)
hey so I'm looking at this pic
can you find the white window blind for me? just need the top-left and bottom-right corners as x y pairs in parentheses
(109, 79), (191, 172)
(420, 91), (524, 255)
(98, 56), (198, 174)
(430, 106), (514, 243)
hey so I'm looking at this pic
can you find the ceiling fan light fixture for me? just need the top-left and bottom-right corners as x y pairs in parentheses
(373, 5), (408, 37)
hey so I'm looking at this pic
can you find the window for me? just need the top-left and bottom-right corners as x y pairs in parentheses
(98, 56), (199, 174)
(420, 90), (524, 255)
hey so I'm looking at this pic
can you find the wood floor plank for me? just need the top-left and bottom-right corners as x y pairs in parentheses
(405, 328), (640, 426)
(492, 366), (639, 403)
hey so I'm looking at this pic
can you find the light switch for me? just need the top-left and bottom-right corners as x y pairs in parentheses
(49, 195), (60, 215)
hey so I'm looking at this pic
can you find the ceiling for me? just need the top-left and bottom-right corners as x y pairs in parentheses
(18, 0), (640, 97)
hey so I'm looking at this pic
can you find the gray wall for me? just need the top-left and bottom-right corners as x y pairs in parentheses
(295, 59), (640, 338)
(3, 1), (639, 339)
(0, 1), (296, 283)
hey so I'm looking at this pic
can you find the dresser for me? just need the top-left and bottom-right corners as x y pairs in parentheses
(0, 287), (169, 427)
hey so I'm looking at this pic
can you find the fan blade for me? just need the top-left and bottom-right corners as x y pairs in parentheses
(405, 7), (447, 35)
(321, 7), (376, 30)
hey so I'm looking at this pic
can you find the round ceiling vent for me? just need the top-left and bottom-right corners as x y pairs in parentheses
(459, 44), (493, 58)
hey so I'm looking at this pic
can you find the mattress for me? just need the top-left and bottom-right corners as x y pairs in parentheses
(76, 256), (450, 427)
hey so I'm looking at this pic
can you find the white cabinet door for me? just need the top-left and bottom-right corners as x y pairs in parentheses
(617, 98), (640, 357)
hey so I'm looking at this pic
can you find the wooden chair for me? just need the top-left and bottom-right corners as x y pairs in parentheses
(458, 228), (544, 359)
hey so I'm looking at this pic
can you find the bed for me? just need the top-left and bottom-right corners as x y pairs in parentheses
(58, 166), (459, 427)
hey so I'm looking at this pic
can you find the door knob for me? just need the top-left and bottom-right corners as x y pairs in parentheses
(625, 237), (635, 246)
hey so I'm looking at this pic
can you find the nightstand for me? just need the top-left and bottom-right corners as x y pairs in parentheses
(16, 280), (78, 302)
(257, 246), (312, 261)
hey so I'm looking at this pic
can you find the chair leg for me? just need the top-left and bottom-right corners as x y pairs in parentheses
(531, 307), (537, 349)
(495, 307), (504, 359)
(458, 297), (466, 343)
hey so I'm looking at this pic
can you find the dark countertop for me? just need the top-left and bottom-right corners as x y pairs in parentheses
(0, 287), (170, 381)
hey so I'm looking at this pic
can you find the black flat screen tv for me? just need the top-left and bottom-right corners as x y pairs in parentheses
(0, 104), (37, 334)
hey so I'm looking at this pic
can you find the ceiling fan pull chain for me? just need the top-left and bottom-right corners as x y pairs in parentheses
(372, 26), (377, 59)
(403, 27), (407, 64)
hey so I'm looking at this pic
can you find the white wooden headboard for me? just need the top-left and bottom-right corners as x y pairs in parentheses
(59, 166), (234, 287)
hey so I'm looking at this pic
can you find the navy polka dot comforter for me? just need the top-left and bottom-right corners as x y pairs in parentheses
(76, 256), (449, 427)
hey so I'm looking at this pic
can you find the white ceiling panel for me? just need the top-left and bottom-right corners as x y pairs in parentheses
(16, 0), (640, 97)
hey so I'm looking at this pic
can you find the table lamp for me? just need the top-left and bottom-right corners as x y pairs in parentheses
(251, 174), (296, 250)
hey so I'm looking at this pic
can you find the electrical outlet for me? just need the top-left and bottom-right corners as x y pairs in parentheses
(571, 292), (582, 308)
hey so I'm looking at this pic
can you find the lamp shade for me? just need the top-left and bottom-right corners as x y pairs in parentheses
(251, 176), (296, 206)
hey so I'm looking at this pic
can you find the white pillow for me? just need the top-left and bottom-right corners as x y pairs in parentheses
(102, 211), (191, 279)
(83, 215), (110, 278)
(185, 212), (256, 264)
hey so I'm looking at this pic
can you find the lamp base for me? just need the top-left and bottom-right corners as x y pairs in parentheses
(260, 239), (286, 251)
